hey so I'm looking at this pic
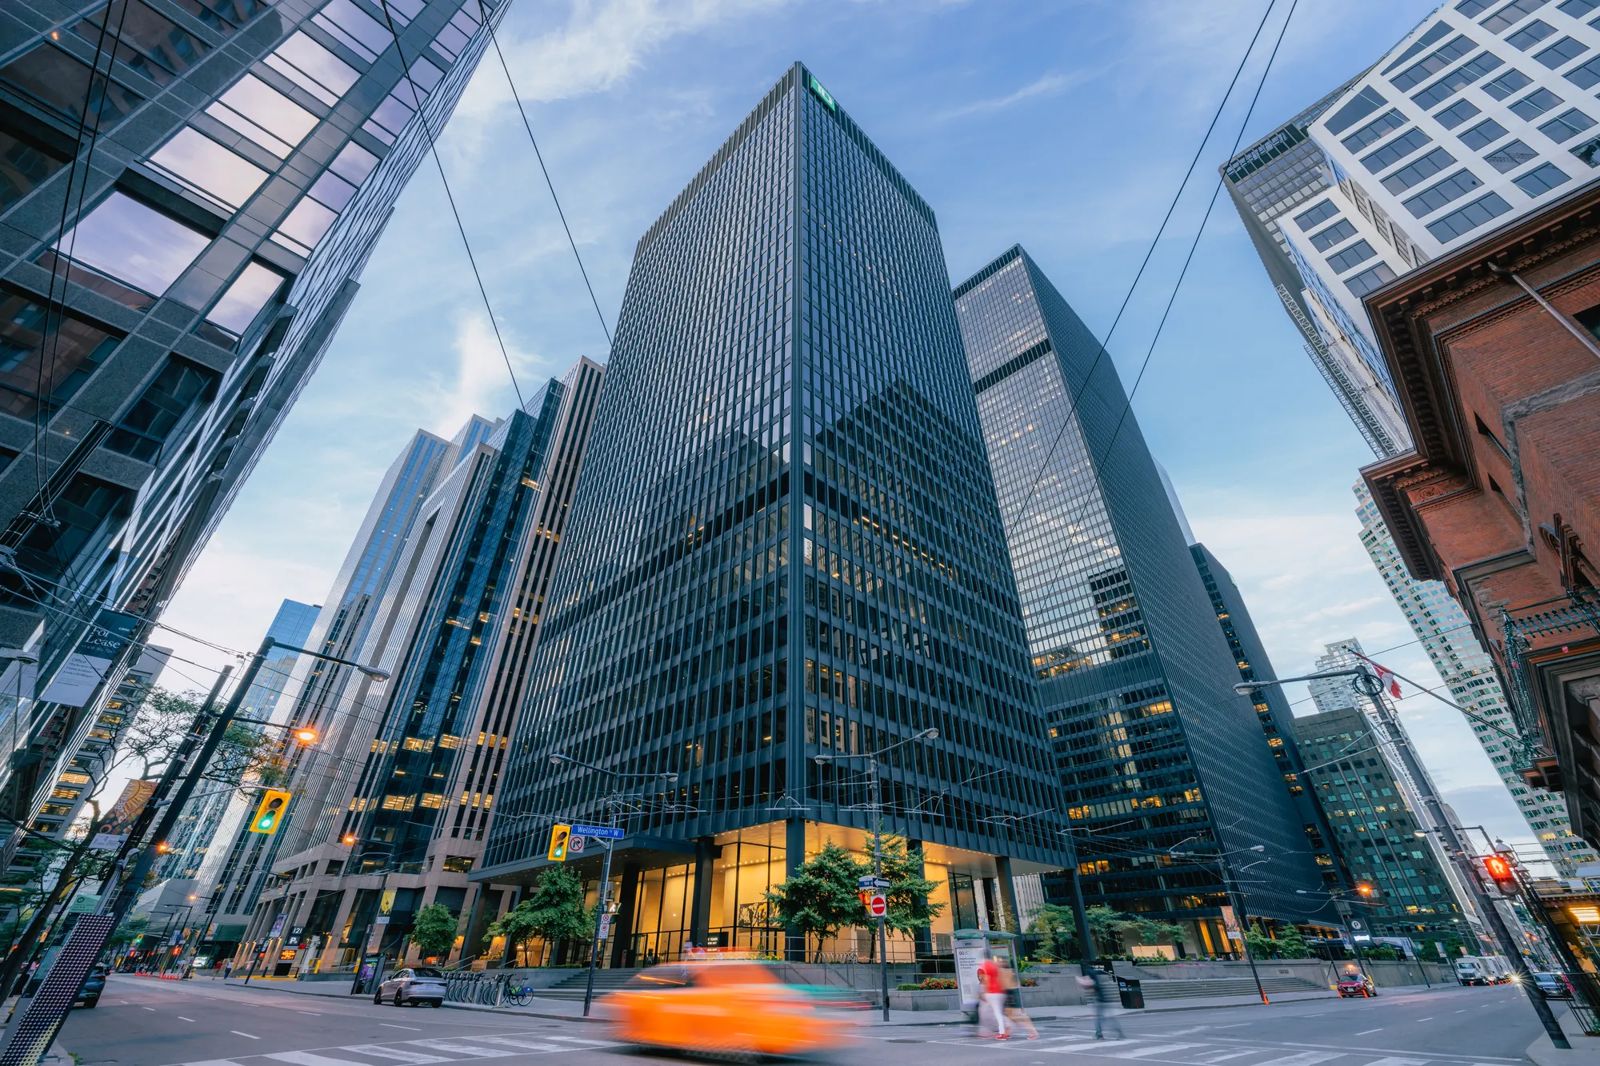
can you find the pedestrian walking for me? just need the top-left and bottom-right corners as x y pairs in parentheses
(976, 950), (1010, 1040)
(222, 959), (233, 981)
(999, 955), (1037, 1040)
(1078, 968), (1123, 1039)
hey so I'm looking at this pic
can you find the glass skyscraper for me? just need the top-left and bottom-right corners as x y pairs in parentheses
(953, 245), (1325, 949)
(480, 63), (1064, 963)
(0, 0), (505, 850)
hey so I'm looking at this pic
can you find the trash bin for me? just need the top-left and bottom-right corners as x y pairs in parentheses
(1117, 976), (1144, 1009)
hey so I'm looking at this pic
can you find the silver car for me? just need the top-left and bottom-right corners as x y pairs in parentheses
(374, 966), (446, 1007)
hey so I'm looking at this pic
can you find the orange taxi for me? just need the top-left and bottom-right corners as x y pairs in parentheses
(604, 959), (851, 1059)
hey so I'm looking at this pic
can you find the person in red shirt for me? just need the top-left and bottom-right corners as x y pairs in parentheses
(976, 951), (1009, 1039)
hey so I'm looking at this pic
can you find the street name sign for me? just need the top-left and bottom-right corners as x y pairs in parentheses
(572, 824), (625, 839)
(857, 876), (891, 889)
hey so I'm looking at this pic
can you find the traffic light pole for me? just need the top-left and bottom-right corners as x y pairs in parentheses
(581, 829), (614, 1018)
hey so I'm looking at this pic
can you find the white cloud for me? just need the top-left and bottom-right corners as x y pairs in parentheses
(422, 312), (552, 435)
(936, 70), (1097, 120)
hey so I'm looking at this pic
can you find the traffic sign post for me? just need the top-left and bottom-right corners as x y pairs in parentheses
(572, 823), (626, 840)
(866, 893), (887, 918)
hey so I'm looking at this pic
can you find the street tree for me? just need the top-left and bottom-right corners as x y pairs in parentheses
(1275, 924), (1312, 959)
(410, 903), (459, 962)
(864, 833), (944, 959)
(765, 842), (866, 961)
(1028, 903), (1079, 962)
(1084, 904), (1124, 953)
(485, 868), (592, 965)
(1244, 921), (1277, 959)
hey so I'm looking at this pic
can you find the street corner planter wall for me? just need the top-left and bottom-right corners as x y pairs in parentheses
(888, 988), (960, 1011)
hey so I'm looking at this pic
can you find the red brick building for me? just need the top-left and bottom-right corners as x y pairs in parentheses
(1362, 182), (1600, 854)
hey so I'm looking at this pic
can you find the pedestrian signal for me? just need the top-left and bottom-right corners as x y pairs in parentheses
(547, 823), (571, 862)
(249, 788), (291, 834)
(1483, 854), (1517, 894)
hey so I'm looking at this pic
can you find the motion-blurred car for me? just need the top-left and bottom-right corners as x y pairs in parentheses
(374, 967), (446, 1007)
(1336, 972), (1377, 998)
(1530, 972), (1573, 1000)
(73, 965), (107, 1009)
(606, 961), (851, 1058)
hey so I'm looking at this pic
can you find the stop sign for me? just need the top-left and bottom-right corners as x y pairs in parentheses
(868, 893), (887, 918)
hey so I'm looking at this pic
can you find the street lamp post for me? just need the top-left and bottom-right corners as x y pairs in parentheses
(1055, 828), (1099, 974)
(1178, 844), (1269, 1004)
(814, 728), (938, 1022)
(548, 753), (678, 1019)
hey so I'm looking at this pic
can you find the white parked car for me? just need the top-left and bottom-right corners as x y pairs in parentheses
(374, 966), (446, 1007)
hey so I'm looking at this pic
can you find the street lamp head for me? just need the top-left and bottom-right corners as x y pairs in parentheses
(1232, 682), (1258, 695)
(662, 772), (679, 786)
(813, 754), (828, 766)
(1248, 844), (1266, 852)
(359, 666), (390, 682)
(549, 752), (571, 766)
(918, 727), (939, 741)
(292, 726), (319, 746)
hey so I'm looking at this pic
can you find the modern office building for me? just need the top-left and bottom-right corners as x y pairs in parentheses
(0, 643), (168, 897)
(152, 598), (318, 888)
(951, 244), (1324, 950)
(1190, 543), (1347, 891)
(0, 0), (508, 849)
(479, 65), (1067, 965)
(1223, 0), (1600, 876)
(244, 359), (605, 974)
(189, 424), (465, 957)
(1291, 702), (1475, 952)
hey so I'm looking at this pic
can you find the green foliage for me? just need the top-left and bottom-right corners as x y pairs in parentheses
(410, 903), (458, 960)
(484, 867), (592, 964)
(867, 833), (945, 937)
(1363, 943), (1402, 961)
(1084, 904), (1123, 952)
(765, 842), (867, 950)
(1275, 924), (1311, 959)
(1243, 921), (1276, 959)
(110, 916), (149, 949)
(1028, 903), (1079, 961)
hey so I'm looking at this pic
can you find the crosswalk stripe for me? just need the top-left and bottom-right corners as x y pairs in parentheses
(408, 1040), (516, 1058)
(1039, 1039), (1143, 1054)
(1191, 1049), (1272, 1063)
(1111, 1043), (1206, 1058)
(543, 1035), (614, 1046)
(1248, 1053), (1345, 1066)
(1358, 1057), (1429, 1066)
(264, 1053), (375, 1066)
(173, 1060), (246, 1066)
(341, 1045), (449, 1064)
(466, 1036), (565, 1052)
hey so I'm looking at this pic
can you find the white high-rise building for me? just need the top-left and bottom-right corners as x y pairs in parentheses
(1224, 0), (1600, 878)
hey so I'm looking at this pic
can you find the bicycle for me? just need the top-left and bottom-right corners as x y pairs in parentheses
(504, 982), (534, 1007)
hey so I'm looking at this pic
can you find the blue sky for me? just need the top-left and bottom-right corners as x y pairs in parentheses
(156, 0), (1540, 846)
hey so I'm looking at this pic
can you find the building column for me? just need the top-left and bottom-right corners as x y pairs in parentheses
(908, 838), (933, 959)
(689, 838), (714, 945)
(609, 862), (641, 968)
(785, 818), (806, 961)
(995, 856), (1021, 935)
(316, 887), (359, 972)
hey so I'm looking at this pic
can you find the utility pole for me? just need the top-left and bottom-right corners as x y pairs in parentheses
(1056, 828), (1098, 974)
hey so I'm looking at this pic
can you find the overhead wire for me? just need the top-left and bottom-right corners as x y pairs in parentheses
(474, 0), (612, 347)
(375, 1), (524, 408)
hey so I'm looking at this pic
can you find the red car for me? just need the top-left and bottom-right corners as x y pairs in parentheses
(1337, 973), (1377, 998)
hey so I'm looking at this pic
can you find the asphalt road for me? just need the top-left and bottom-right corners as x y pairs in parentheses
(58, 974), (1553, 1066)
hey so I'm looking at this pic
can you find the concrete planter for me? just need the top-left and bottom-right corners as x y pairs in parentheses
(888, 989), (959, 1011)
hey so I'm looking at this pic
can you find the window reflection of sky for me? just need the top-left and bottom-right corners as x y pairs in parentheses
(56, 191), (209, 296)
(148, 127), (269, 209)
(208, 261), (285, 334)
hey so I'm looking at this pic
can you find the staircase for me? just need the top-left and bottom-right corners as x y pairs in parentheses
(1137, 975), (1328, 1000)
(538, 968), (642, 1000)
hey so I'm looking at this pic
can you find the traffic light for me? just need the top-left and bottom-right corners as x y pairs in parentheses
(249, 788), (292, 835)
(1482, 854), (1518, 895)
(547, 823), (571, 862)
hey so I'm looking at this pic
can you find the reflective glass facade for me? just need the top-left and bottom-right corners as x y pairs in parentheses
(483, 67), (1064, 945)
(0, 0), (503, 837)
(954, 246), (1323, 939)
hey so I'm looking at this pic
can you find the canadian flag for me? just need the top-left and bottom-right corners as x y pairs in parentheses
(1355, 652), (1402, 699)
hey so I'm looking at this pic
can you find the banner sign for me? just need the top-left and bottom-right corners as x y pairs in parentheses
(40, 610), (139, 708)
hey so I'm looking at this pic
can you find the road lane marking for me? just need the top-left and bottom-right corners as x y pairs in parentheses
(1039, 1039), (1142, 1054)
(1356, 1028), (1385, 1035)
(1455, 1009), (1469, 1014)
(178, 1016), (196, 1022)
(544, 1035), (616, 1046)
(142, 1006), (157, 1012)
(1203, 1039), (1522, 1062)
(378, 1024), (421, 1031)
(1357, 1057), (1429, 1066)
(1416, 1017), (1434, 1022)
(343, 1047), (449, 1064)
(175, 1060), (245, 1066)
(297, 1010), (322, 1016)
(231, 1031), (261, 1040)
(470, 1036), (566, 1052)
(265, 1054), (374, 1066)
(1191, 1051), (1272, 1063)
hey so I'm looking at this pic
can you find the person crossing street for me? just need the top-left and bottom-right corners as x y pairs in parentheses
(976, 950), (1009, 1040)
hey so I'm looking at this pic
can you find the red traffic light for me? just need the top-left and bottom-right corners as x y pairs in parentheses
(1483, 854), (1517, 893)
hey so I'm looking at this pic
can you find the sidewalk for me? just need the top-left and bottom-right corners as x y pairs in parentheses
(213, 974), (1338, 1027)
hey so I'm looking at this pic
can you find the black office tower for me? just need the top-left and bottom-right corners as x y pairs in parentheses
(480, 65), (1065, 961)
(954, 246), (1323, 949)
